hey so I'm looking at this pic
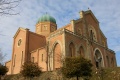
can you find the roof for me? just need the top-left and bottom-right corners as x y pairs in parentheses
(37, 14), (56, 24)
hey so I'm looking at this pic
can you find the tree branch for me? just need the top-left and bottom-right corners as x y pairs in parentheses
(0, 0), (21, 15)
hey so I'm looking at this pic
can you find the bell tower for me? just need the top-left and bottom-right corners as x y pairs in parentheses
(35, 14), (57, 37)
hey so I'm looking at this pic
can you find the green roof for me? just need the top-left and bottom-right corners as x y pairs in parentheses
(37, 14), (56, 24)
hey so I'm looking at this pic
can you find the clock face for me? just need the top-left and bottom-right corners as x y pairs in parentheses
(18, 39), (22, 46)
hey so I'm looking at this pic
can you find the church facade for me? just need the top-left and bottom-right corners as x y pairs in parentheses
(5, 10), (117, 74)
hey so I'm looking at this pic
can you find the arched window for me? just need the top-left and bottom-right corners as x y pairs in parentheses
(111, 58), (114, 67)
(42, 54), (43, 61)
(21, 51), (23, 66)
(89, 25), (97, 41)
(106, 56), (110, 67)
(95, 50), (102, 69)
(79, 46), (84, 57)
(69, 42), (75, 57)
(13, 55), (16, 67)
(90, 29), (97, 41)
(53, 43), (61, 69)
(42, 25), (47, 31)
(44, 25), (47, 30)
(90, 30), (93, 40)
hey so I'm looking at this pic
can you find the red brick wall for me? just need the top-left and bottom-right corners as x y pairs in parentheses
(65, 31), (87, 57)
(11, 29), (27, 74)
(85, 13), (101, 43)
(31, 47), (47, 71)
(29, 32), (46, 52)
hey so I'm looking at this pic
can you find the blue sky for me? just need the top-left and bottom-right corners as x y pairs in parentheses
(0, 0), (120, 66)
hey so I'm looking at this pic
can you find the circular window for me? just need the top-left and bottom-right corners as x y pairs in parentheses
(18, 39), (22, 46)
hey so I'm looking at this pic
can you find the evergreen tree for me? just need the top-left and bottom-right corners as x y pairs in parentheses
(0, 64), (8, 80)
(62, 57), (93, 80)
(20, 62), (42, 80)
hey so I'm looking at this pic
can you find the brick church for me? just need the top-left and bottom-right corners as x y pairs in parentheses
(5, 10), (117, 74)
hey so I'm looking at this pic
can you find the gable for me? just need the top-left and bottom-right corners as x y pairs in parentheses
(13, 27), (27, 39)
(85, 14), (98, 26)
(84, 10), (99, 23)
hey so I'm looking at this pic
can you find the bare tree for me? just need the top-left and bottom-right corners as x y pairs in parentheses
(0, 0), (21, 15)
(0, 49), (6, 64)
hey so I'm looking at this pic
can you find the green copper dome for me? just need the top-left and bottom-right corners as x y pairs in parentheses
(37, 14), (56, 24)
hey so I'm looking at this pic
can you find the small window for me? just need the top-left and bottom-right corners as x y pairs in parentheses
(106, 56), (110, 67)
(90, 30), (93, 40)
(69, 43), (75, 57)
(21, 51), (23, 65)
(44, 26), (47, 30)
(111, 58), (114, 67)
(111, 58), (113, 63)
(14, 55), (16, 67)
(42, 54), (43, 61)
